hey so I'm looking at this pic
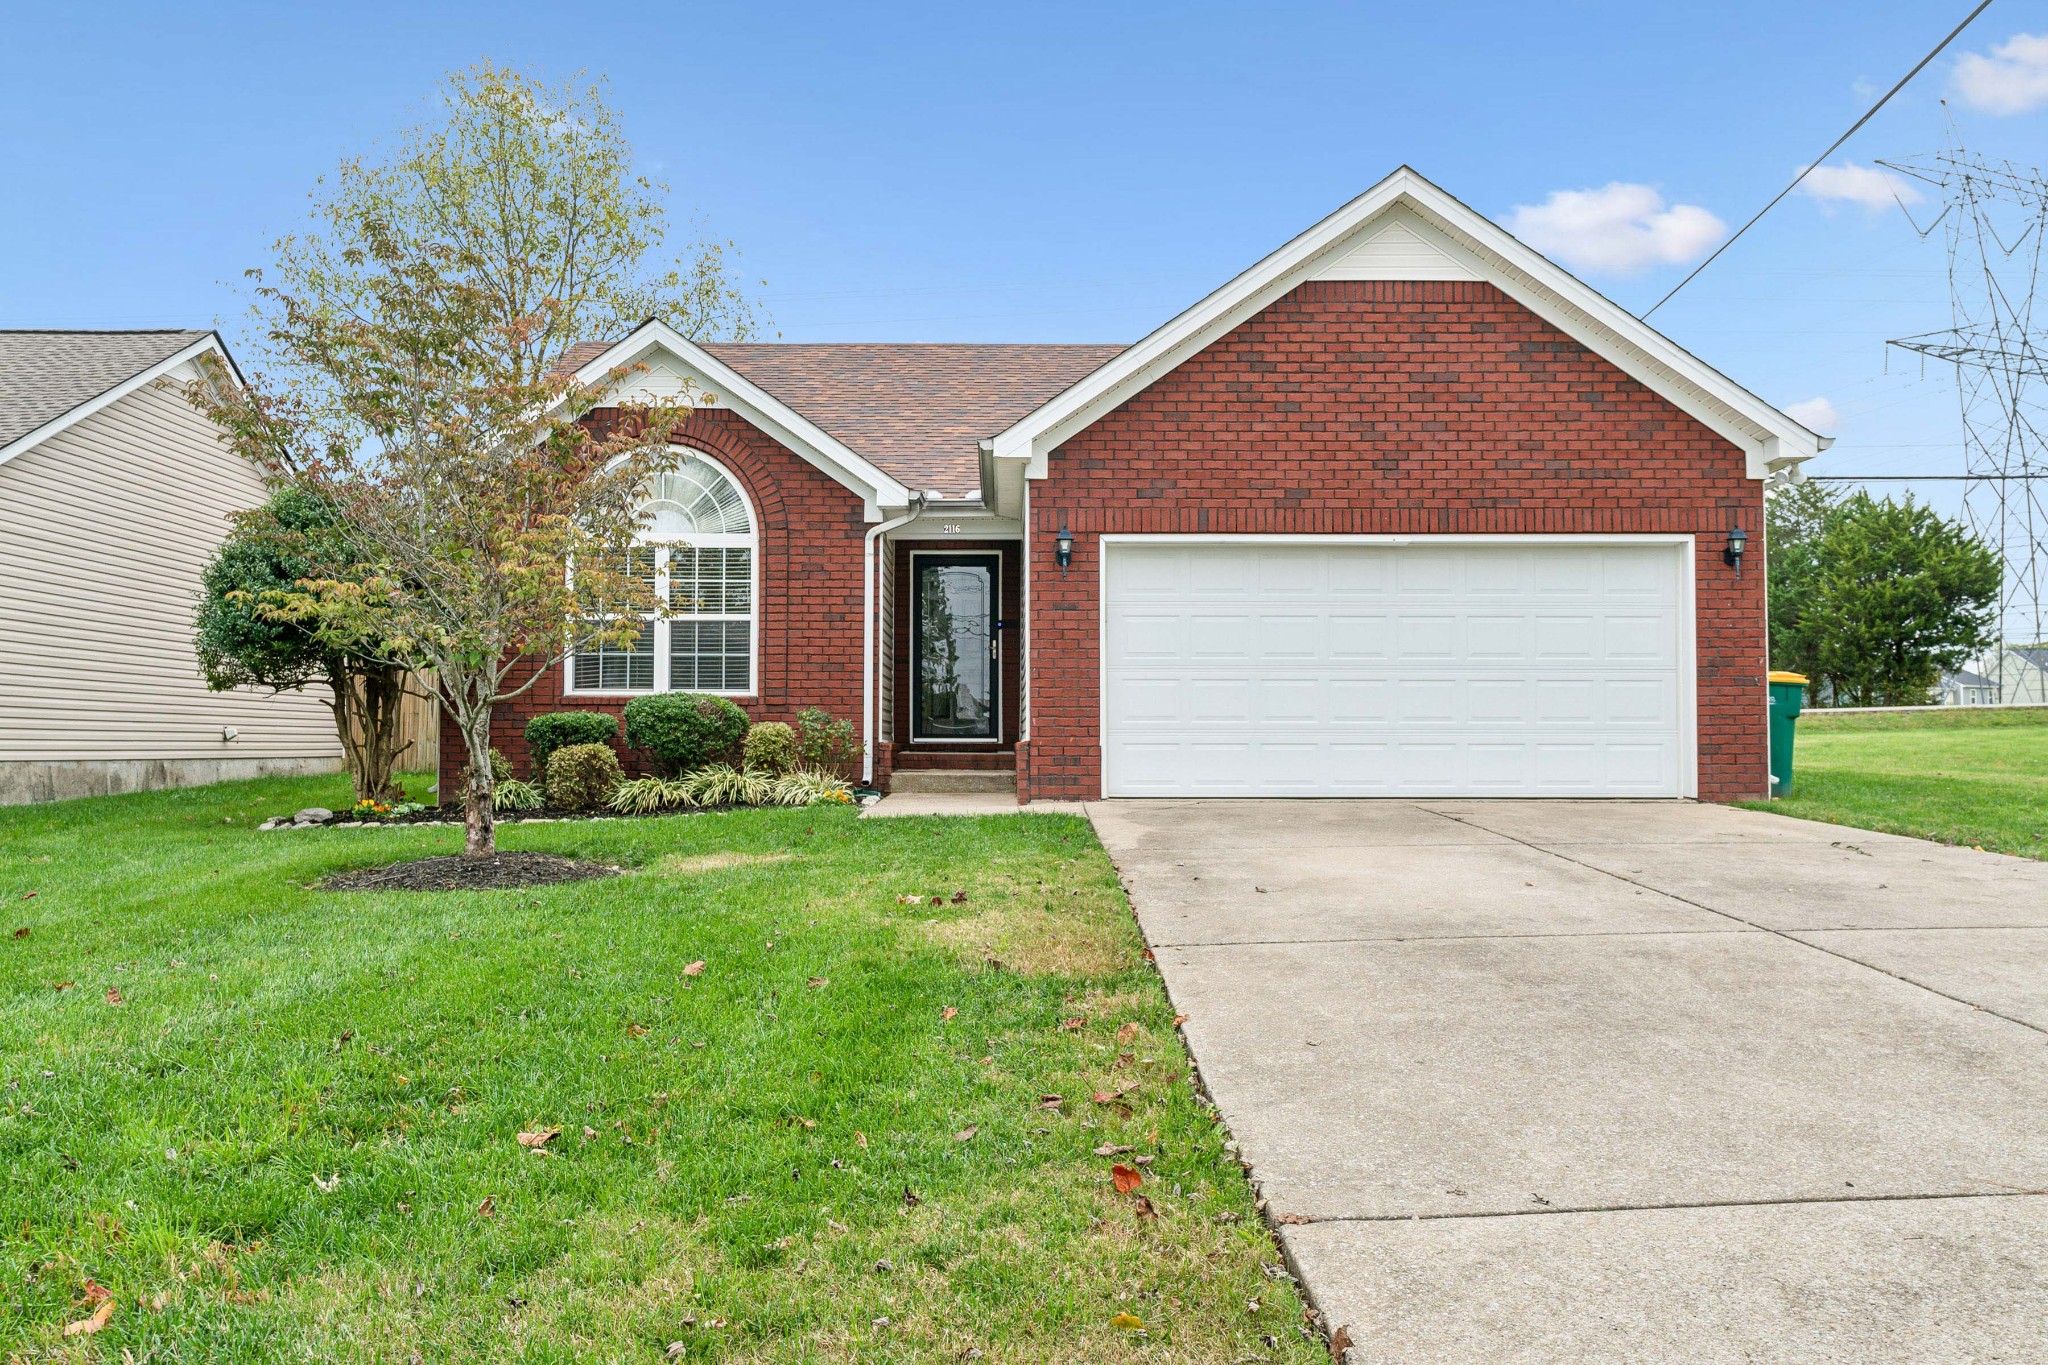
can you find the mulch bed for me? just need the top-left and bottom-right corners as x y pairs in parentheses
(319, 852), (622, 893)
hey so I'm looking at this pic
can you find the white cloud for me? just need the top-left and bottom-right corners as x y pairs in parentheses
(1501, 183), (1725, 275)
(1784, 396), (1840, 434)
(1952, 32), (2048, 115)
(1796, 162), (1923, 212)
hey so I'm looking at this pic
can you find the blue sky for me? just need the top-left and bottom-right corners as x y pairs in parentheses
(6, 1), (2048, 514)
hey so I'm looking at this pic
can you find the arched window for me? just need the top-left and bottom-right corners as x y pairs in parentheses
(568, 451), (757, 696)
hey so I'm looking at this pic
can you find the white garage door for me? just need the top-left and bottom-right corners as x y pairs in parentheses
(1101, 540), (1690, 798)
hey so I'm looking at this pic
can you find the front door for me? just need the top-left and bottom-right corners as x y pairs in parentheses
(912, 552), (1001, 742)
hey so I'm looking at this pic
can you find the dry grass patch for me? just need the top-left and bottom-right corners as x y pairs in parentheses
(651, 850), (796, 876)
(922, 904), (1131, 977)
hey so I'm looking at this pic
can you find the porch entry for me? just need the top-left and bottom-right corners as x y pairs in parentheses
(911, 551), (1002, 743)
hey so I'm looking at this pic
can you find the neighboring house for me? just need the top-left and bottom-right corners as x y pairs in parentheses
(0, 330), (340, 805)
(448, 168), (1825, 804)
(1992, 645), (2048, 705)
(1939, 668), (1998, 706)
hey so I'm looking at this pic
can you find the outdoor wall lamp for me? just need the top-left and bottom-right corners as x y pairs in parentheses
(1724, 525), (1749, 577)
(1055, 524), (1074, 574)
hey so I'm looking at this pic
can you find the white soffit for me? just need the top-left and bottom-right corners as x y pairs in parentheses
(573, 320), (912, 518)
(992, 168), (1823, 481)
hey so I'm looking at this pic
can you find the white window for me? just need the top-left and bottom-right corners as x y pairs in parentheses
(567, 453), (757, 696)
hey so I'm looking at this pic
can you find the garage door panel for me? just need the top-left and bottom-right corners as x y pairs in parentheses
(1102, 542), (1688, 798)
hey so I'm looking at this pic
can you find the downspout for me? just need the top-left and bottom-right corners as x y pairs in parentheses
(862, 494), (924, 786)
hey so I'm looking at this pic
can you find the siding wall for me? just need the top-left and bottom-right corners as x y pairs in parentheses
(0, 370), (341, 781)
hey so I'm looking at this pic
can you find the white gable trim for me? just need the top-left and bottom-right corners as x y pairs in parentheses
(0, 333), (244, 470)
(574, 321), (913, 520)
(991, 168), (1826, 482)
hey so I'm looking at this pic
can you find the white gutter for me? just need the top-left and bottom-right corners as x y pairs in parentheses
(862, 496), (924, 785)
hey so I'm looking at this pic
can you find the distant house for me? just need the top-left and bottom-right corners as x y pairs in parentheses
(1938, 667), (1998, 706)
(1992, 645), (2048, 705)
(0, 330), (340, 805)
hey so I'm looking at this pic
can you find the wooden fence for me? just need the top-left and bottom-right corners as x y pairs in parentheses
(392, 676), (441, 774)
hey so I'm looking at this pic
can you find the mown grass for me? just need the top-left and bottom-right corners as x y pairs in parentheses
(1797, 704), (2048, 733)
(0, 775), (1317, 1363)
(1740, 717), (2048, 860)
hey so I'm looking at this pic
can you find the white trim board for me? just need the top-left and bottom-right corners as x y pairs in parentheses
(993, 169), (1827, 483)
(1094, 533), (1700, 800)
(573, 320), (914, 520)
(0, 333), (244, 470)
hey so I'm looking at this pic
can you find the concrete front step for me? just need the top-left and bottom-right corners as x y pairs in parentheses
(889, 768), (1017, 794)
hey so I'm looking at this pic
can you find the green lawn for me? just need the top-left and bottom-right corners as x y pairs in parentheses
(0, 775), (1316, 1363)
(1741, 709), (2048, 859)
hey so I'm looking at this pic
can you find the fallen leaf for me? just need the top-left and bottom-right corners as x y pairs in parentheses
(1093, 1142), (1133, 1157)
(52, 981), (74, 991)
(955, 1126), (978, 1142)
(1111, 1163), (1144, 1194)
(1110, 1311), (1145, 1331)
(63, 1301), (114, 1337)
(517, 1128), (559, 1149)
(806, 976), (829, 990)
(902, 1186), (921, 1209)
(896, 894), (922, 905)
(682, 961), (706, 977)
(1091, 1089), (1123, 1105)
(583, 1125), (598, 1140)
(11, 926), (27, 939)
(1173, 1013), (1189, 1027)
(313, 1172), (340, 1192)
(950, 889), (968, 904)
(1275, 1212), (1314, 1225)
(1134, 1154), (1154, 1165)
(478, 1196), (497, 1218)
(1329, 1323), (1356, 1358)
(20, 890), (36, 901)
(105, 987), (125, 1006)
(1132, 1194), (1158, 1218)
(1115, 1021), (1140, 1045)
(940, 1006), (957, 1021)
(1036, 1093), (1064, 1110)
(626, 1022), (649, 1037)
(1060, 1016), (1087, 1031)
(855, 1130), (868, 1149)
(665, 1342), (686, 1360)
(80, 1281), (112, 1305)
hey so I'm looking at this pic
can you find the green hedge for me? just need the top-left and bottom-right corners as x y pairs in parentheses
(525, 711), (620, 776)
(622, 692), (751, 776)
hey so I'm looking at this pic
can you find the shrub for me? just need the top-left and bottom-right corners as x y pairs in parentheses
(525, 711), (619, 777)
(492, 778), (544, 812)
(545, 742), (624, 810)
(743, 721), (800, 775)
(795, 706), (861, 780)
(769, 767), (855, 807)
(681, 762), (772, 807)
(608, 776), (698, 815)
(622, 692), (751, 776)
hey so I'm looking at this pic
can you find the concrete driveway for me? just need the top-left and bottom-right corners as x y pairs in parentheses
(1087, 799), (2048, 1363)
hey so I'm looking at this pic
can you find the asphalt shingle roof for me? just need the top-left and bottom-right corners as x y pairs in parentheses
(0, 330), (211, 452)
(560, 339), (1127, 496)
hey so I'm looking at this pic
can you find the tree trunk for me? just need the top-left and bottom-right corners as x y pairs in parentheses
(460, 703), (497, 857)
(329, 661), (410, 804)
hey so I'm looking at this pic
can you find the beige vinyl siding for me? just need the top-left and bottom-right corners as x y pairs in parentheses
(0, 370), (341, 762)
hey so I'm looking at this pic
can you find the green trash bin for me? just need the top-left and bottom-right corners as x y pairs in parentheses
(1767, 671), (1808, 797)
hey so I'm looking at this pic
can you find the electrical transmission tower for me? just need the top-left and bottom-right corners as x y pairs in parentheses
(1881, 130), (2048, 703)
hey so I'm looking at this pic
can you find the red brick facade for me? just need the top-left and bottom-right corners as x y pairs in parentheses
(439, 407), (872, 788)
(1019, 280), (1768, 803)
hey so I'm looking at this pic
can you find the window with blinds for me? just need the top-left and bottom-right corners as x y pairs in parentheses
(567, 454), (757, 696)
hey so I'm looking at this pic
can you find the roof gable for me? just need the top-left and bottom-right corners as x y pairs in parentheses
(989, 168), (1827, 482)
(0, 330), (235, 468)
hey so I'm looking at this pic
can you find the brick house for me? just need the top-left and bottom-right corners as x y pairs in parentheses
(447, 168), (1825, 804)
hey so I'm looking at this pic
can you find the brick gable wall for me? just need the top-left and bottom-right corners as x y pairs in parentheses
(1021, 279), (1767, 803)
(437, 407), (871, 790)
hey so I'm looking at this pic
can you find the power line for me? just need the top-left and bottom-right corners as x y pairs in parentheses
(1641, 0), (1997, 319)
(1808, 474), (2048, 481)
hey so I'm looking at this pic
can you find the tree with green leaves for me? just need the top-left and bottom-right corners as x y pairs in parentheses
(1767, 482), (2000, 706)
(196, 488), (411, 804)
(189, 63), (761, 855)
